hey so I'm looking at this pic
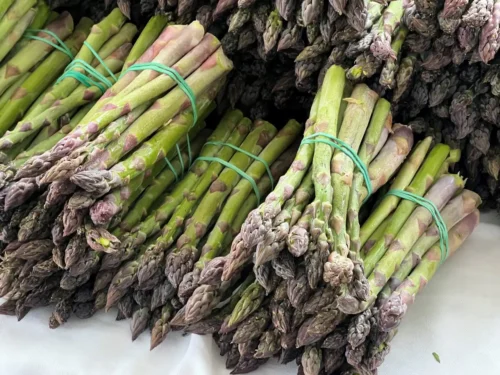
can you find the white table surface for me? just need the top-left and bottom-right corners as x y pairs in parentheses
(0, 212), (498, 375)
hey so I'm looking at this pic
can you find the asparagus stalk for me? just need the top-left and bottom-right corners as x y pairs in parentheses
(305, 65), (346, 289)
(0, 12), (74, 99)
(90, 23), (138, 64)
(0, 0), (37, 44)
(370, 0), (404, 60)
(0, 73), (30, 112)
(378, 210), (480, 331)
(324, 84), (379, 288)
(0, 8), (36, 63)
(346, 100), (391, 257)
(7, 0), (52, 54)
(379, 26), (409, 90)
(0, 0), (16, 22)
(255, 169), (314, 266)
(121, 15), (170, 74)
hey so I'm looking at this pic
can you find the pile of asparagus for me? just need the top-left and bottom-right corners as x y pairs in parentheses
(150, 65), (478, 374)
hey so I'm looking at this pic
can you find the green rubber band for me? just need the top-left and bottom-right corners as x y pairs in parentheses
(56, 70), (106, 93)
(164, 157), (179, 182)
(301, 132), (373, 200)
(204, 141), (275, 189)
(67, 60), (114, 87)
(83, 41), (117, 83)
(385, 189), (449, 263)
(124, 62), (199, 171)
(24, 29), (74, 60)
(176, 144), (185, 176)
(196, 156), (262, 204)
(124, 62), (198, 127)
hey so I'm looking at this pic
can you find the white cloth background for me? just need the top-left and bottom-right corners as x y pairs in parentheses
(0, 213), (499, 375)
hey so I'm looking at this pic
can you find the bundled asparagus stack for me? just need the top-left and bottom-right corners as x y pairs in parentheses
(0, 7), (242, 330)
(163, 65), (480, 374)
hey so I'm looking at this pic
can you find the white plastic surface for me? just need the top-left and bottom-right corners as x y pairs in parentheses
(0, 213), (499, 375)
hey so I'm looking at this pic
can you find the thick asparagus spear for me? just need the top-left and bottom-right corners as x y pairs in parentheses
(0, 0), (37, 43)
(324, 84), (379, 288)
(0, 8), (36, 63)
(121, 14), (170, 74)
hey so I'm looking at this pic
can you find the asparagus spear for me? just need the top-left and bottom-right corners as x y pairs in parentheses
(0, 73), (30, 112)
(0, 12), (74, 99)
(369, 0), (404, 60)
(304, 66), (347, 289)
(0, 8), (36, 63)
(379, 26), (409, 90)
(324, 84), (379, 289)
(0, 0), (37, 44)
(0, 0), (16, 22)
(378, 210), (480, 331)
(121, 14), (170, 74)
(7, 0), (52, 54)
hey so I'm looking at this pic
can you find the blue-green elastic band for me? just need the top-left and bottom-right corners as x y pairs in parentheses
(57, 59), (114, 93)
(164, 157), (179, 182)
(24, 29), (74, 60)
(385, 189), (449, 262)
(301, 132), (373, 201)
(196, 156), (262, 204)
(204, 141), (275, 190)
(83, 41), (118, 82)
(164, 143), (188, 182)
(123, 62), (199, 167)
(56, 41), (118, 93)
